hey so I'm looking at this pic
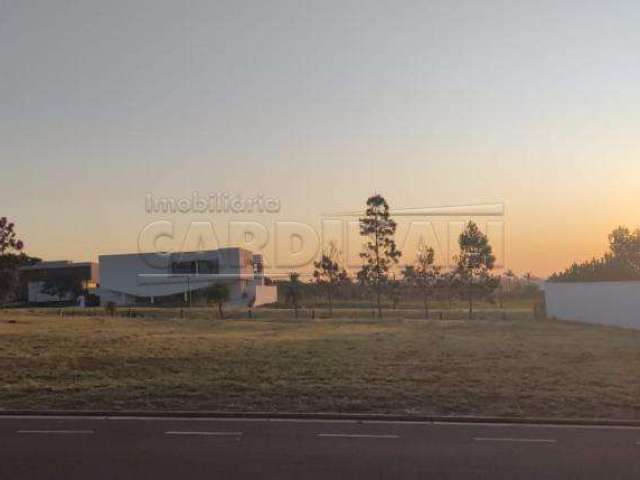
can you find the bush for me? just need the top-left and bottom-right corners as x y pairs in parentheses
(104, 301), (117, 316)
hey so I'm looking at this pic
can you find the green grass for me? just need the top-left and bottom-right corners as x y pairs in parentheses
(1, 308), (639, 419)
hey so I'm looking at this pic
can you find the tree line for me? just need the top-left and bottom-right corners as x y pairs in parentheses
(549, 226), (640, 282)
(286, 194), (505, 320)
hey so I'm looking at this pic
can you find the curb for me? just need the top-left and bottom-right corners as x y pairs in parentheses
(1, 410), (640, 427)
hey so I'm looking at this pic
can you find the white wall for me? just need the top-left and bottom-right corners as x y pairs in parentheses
(247, 284), (278, 306)
(545, 281), (640, 329)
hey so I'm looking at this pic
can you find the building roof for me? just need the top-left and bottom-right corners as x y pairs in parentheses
(19, 261), (96, 271)
(98, 247), (253, 260)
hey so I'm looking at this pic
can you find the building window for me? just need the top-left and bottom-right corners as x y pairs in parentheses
(196, 260), (219, 274)
(171, 260), (219, 275)
(171, 261), (196, 274)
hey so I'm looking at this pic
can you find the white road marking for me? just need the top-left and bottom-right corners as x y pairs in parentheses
(108, 417), (358, 424)
(473, 437), (556, 444)
(17, 430), (95, 435)
(317, 433), (399, 439)
(165, 431), (242, 436)
(0, 415), (107, 421)
(432, 421), (640, 431)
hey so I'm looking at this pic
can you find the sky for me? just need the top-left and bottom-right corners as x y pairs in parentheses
(1, 0), (639, 276)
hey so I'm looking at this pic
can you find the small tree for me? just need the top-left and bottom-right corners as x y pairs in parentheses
(355, 262), (368, 301)
(247, 295), (256, 318)
(497, 269), (516, 309)
(387, 274), (402, 310)
(0, 257), (21, 306)
(403, 242), (440, 319)
(336, 272), (354, 302)
(608, 226), (640, 272)
(0, 217), (26, 306)
(207, 283), (230, 319)
(0, 217), (24, 255)
(358, 194), (401, 318)
(440, 270), (457, 312)
(104, 301), (117, 316)
(455, 221), (497, 320)
(505, 269), (515, 294)
(312, 243), (347, 317)
(285, 272), (303, 318)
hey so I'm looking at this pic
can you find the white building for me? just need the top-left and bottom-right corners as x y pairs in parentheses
(97, 248), (277, 307)
(545, 281), (640, 329)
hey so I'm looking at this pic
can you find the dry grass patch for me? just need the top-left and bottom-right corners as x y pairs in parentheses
(1, 309), (639, 419)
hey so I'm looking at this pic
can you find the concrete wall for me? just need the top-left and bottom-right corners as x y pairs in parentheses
(246, 284), (278, 306)
(545, 281), (640, 329)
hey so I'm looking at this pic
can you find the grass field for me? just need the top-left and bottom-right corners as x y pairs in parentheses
(1, 307), (639, 419)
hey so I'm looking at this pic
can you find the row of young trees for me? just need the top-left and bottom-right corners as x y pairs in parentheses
(304, 194), (499, 319)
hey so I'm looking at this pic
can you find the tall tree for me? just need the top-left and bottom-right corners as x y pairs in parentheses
(403, 241), (440, 319)
(312, 243), (347, 317)
(455, 221), (497, 320)
(358, 194), (401, 318)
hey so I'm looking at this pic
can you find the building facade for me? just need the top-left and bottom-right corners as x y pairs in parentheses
(97, 248), (276, 307)
(19, 261), (99, 304)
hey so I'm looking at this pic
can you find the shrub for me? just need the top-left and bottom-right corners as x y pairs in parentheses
(104, 301), (117, 316)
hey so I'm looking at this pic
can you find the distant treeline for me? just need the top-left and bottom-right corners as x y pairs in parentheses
(549, 226), (640, 282)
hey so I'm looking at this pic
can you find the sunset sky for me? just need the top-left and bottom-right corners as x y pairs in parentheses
(2, 0), (639, 276)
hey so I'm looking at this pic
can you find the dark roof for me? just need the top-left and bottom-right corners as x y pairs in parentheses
(19, 261), (95, 271)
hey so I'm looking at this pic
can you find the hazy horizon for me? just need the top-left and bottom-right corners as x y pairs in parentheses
(2, 0), (639, 277)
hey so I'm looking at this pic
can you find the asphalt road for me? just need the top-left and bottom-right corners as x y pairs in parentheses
(1, 415), (639, 479)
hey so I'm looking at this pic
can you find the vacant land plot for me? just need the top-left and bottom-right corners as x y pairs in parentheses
(1, 308), (639, 419)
